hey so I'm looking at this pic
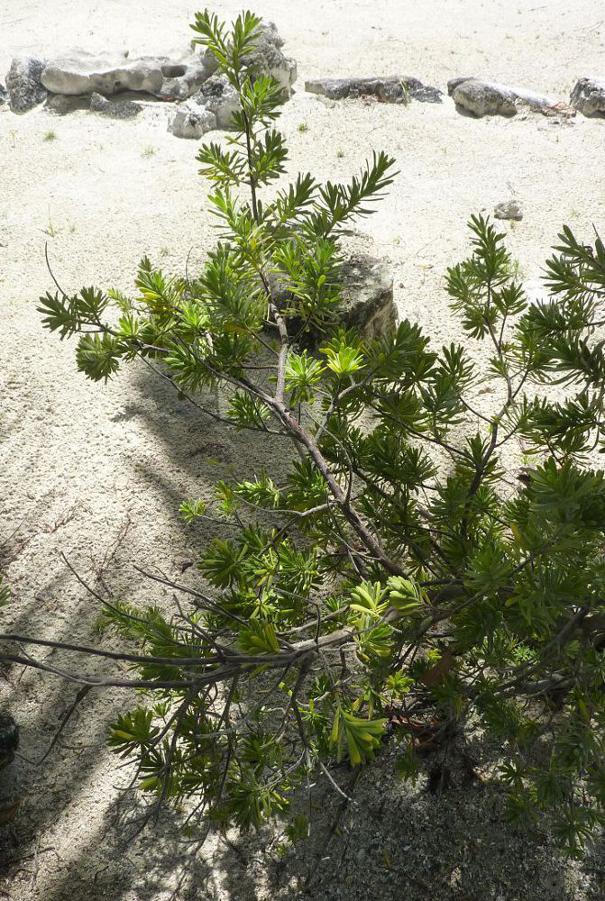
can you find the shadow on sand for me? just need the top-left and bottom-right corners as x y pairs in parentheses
(1, 364), (604, 900)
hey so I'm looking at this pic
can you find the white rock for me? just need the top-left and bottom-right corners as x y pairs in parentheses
(169, 103), (216, 139)
(191, 75), (240, 129)
(41, 51), (212, 99)
(242, 22), (297, 97)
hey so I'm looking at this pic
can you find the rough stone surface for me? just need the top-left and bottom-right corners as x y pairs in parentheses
(41, 51), (212, 99)
(89, 91), (143, 119)
(306, 76), (442, 104)
(447, 75), (476, 95)
(5, 22), (294, 133)
(450, 77), (556, 117)
(494, 199), (523, 221)
(191, 74), (241, 128)
(274, 253), (396, 344)
(242, 22), (297, 97)
(38, 24), (293, 103)
(168, 102), (216, 138)
(337, 254), (397, 337)
(156, 57), (215, 101)
(6, 56), (47, 112)
(570, 77), (605, 117)
(45, 92), (90, 114)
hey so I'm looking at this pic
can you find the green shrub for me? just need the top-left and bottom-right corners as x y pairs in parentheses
(18, 9), (605, 854)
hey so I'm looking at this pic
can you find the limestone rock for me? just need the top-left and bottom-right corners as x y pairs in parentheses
(447, 76), (475, 96)
(337, 255), (397, 338)
(570, 77), (605, 117)
(242, 22), (297, 97)
(191, 75), (240, 128)
(6, 56), (47, 112)
(305, 76), (442, 104)
(450, 77), (555, 117)
(494, 200), (523, 221)
(41, 51), (212, 99)
(155, 57), (215, 101)
(275, 254), (396, 345)
(169, 102), (216, 138)
(89, 91), (143, 119)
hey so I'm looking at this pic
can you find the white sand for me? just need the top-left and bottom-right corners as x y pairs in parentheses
(1, 1), (605, 898)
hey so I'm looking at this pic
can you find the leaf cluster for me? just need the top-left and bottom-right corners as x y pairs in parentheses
(26, 9), (605, 856)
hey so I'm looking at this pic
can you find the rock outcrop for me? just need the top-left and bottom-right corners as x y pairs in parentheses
(305, 76), (442, 104)
(570, 77), (605, 117)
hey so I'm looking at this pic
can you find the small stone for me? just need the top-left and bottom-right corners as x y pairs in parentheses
(305, 76), (442, 104)
(494, 200), (523, 221)
(450, 77), (555, 117)
(168, 102), (216, 139)
(6, 56), (47, 112)
(570, 77), (605, 117)
(89, 91), (143, 119)
(89, 91), (110, 112)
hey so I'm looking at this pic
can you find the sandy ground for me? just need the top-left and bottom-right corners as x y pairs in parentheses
(1, 1), (605, 898)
